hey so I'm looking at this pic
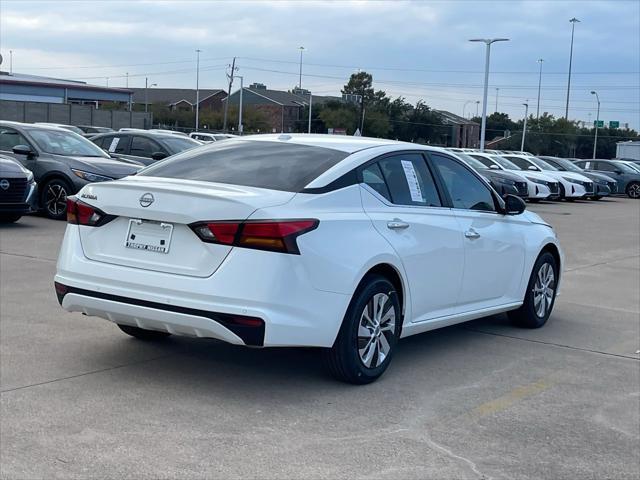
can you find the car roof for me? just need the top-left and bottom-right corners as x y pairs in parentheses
(93, 131), (184, 140)
(0, 120), (72, 132)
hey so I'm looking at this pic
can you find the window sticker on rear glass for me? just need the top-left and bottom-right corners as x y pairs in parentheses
(108, 137), (120, 152)
(401, 160), (424, 202)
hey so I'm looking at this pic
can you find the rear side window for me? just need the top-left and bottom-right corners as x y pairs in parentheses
(131, 136), (162, 158)
(361, 163), (391, 201)
(377, 154), (441, 207)
(140, 140), (348, 192)
(102, 135), (129, 154)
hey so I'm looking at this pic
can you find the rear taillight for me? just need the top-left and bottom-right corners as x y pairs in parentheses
(191, 219), (318, 254)
(67, 196), (113, 227)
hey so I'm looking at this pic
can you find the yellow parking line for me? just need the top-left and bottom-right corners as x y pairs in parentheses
(469, 379), (553, 420)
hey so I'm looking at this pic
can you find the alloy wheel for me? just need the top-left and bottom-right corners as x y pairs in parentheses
(533, 262), (555, 318)
(45, 183), (68, 217)
(357, 292), (396, 368)
(628, 183), (640, 199)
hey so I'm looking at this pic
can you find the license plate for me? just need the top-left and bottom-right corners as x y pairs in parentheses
(125, 219), (173, 254)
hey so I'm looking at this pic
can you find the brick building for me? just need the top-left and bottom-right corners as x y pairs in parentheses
(130, 88), (227, 112)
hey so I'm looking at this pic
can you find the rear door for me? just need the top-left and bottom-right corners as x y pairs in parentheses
(428, 152), (526, 310)
(129, 136), (168, 164)
(359, 152), (464, 322)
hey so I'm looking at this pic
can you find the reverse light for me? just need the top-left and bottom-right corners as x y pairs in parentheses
(67, 196), (113, 226)
(191, 219), (319, 254)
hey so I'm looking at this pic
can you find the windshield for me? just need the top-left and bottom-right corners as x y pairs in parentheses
(529, 157), (558, 171)
(455, 152), (488, 170)
(29, 129), (110, 157)
(491, 155), (522, 170)
(552, 158), (583, 173)
(618, 161), (640, 173)
(161, 137), (202, 154)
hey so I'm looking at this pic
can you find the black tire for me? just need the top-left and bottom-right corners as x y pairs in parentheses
(324, 275), (401, 384)
(117, 324), (171, 340)
(626, 181), (640, 199)
(508, 251), (558, 329)
(591, 196), (602, 201)
(528, 198), (540, 203)
(40, 178), (73, 220)
(0, 214), (22, 223)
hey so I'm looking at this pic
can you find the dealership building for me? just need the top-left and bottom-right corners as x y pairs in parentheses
(0, 71), (133, 106)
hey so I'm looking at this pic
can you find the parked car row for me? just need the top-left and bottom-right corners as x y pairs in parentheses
(448, 148), (640, 200)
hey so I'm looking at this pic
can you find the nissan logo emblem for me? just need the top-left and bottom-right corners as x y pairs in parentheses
(0, 179), (9, 191)
(139, 192), (154, 208)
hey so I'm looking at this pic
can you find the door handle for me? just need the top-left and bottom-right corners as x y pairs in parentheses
(464, 229), (481, 239)
(387, 220), (410, 230)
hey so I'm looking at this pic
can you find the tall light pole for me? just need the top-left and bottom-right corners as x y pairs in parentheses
(536, 59), (544, 119)
(144, 77), (157, 114)
(195, 49), (202, 131)
(298, 46), (305, 89)
(521, 103), (529, 151)
(591, 90), (600, 159)
(308, 92), (313, 133)
(475, 100), (480, 117)
(469, 38), (510, 151)
(565, 18), (580, 119)
(462, 100), (473, 118)
(9, 50), (13, 73)
(126, 72), (129, 88)
(495, 87), (500, 112)
(237, 76), (244, 135)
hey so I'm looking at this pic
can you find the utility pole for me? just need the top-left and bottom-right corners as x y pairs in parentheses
(591, 90), (600, 159)
(495, 87), (499, 113)
(298, 46), (305, 89)
(308, 92), (313, 133)
(475, 100), (480, 117)
(126, 72), (129, 88)
(9, 50), (13, 73)
(536, 59), (543, 119)
(521, 103), (529, 151)
(223, 57), (236, 132)
(565, 18), (580, 119)
(144, 77), (157, 114)
(195, 49), (201, 132)
(237, 76), (244, 135)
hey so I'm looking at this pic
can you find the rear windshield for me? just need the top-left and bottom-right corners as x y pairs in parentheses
(139, 139), (348, 192)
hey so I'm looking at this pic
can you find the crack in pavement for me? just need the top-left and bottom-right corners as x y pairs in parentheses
(462, 327), (640, 361)
(0, 251), (57, 263)
(0, 352), (179, 394)
(564, 254), (640, 273)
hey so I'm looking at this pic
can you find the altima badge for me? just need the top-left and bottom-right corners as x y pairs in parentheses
(139, 192), (154, 208)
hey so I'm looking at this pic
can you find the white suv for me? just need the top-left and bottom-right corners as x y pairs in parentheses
(55, 135), (563, 384)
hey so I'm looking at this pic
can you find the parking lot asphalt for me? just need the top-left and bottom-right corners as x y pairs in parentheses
(1, 197), (639, 479)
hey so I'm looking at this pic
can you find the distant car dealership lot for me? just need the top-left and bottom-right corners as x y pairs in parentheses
(1, 198), (638, 478)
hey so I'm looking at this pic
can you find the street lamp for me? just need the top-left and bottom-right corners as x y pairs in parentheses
(536, 59), (544, 119)
(469, 38), (510, 151)
(144, 77), (157, 114)
(565, 18), (580, 119)
(462, 100), (474, 118)
(195, 49), (202, 132)
(591, 90), (600, 159)
(521, 103), (529, 151)
(298, 46), (305, 89)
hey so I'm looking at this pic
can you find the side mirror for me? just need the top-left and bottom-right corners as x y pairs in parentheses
(489, 164), (500, 170)
(151, 151), (168, 161)
(504, 194), (526, 215)
(12, 144), (37, 159)
(527, 165), (538, 171)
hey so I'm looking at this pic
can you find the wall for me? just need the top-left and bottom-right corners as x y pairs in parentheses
(0, 100), (152, 129)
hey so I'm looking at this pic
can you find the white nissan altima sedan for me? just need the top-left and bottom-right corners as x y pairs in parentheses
(55, 134), (563, 384)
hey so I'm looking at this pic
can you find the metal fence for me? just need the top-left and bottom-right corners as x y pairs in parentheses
(0, 100), (152, 129)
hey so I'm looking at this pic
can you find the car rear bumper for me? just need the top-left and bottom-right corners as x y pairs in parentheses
(55, 225), (351, 348)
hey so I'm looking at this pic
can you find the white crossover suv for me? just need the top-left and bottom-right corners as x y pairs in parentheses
(55, 135), (563, 384)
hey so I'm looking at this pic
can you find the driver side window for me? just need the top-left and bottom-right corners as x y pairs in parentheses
(430, 154), (497, 212)
(0, 128), (29, 152)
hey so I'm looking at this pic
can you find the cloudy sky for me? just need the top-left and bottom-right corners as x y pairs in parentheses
(1, 0), (638, 128)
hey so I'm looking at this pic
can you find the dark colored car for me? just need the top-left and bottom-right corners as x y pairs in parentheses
(453, 152), (529, 199)
(91, 131), (201, 166)
(573, 159), (640, 199)
(539, 156), (615, 199)
(0, 155), (38, 223)
(0, 121), (140, 219)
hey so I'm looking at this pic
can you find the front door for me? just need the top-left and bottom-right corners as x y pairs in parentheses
(428, 153), (526, 311)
